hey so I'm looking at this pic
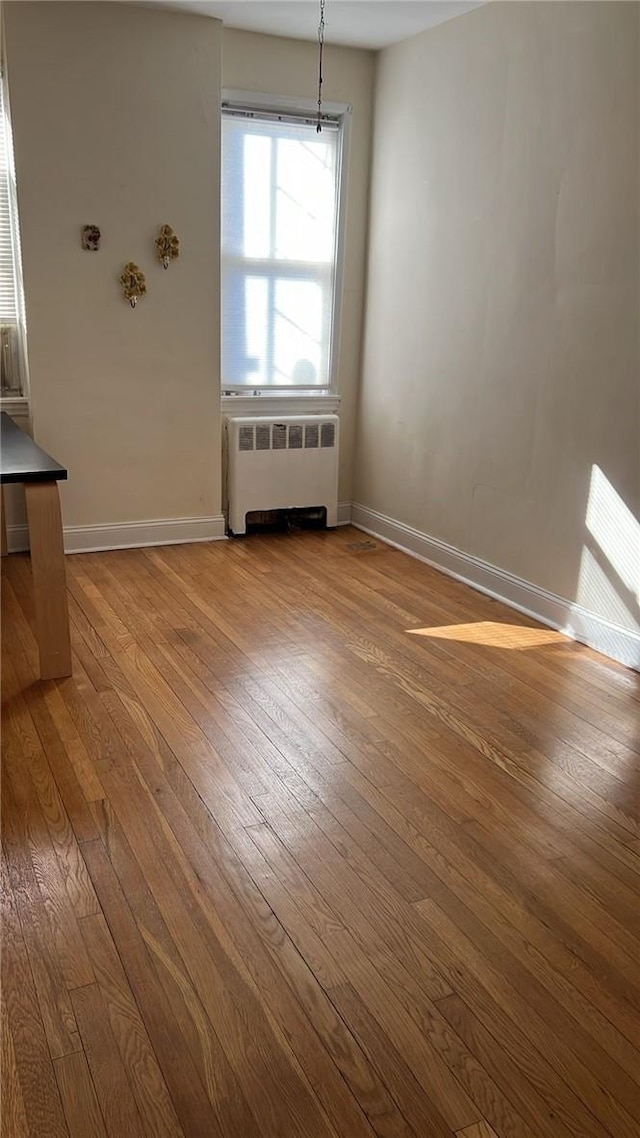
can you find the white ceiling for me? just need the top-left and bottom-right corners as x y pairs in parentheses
(150, 1), (484, 51)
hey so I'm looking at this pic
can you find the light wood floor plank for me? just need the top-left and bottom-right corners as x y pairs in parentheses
(1, 1002), (31, 1138)
(1, 853), (69, 1137)
(79, 912), (185, 1138)
(70, 983), (147, 1138)
(54, 1050), (108, 1138)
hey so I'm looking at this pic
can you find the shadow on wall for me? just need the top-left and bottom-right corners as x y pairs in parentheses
(569, 465), (640, 661)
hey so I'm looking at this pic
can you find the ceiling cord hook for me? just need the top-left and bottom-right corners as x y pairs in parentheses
(317, 0), (326, 132)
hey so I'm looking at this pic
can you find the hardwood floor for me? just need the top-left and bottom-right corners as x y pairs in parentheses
(2, 526), (639, 1137)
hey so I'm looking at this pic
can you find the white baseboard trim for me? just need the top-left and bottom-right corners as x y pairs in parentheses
(7, 524), (29, 553)
(7, 515), (227, 555)
(350, 502), (640, 671)
(337, 501), (352, 526)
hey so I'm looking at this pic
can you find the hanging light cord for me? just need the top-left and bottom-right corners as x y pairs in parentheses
(317, 0), (326, 132)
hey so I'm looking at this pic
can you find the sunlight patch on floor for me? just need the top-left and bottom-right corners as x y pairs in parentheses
(406, 621), (567, 649)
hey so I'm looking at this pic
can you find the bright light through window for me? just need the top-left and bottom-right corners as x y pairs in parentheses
(222, 108), (342, 389)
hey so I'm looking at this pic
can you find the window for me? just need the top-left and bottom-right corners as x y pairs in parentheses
(0, 68), (25, 397)
(221, 99), (346, 391)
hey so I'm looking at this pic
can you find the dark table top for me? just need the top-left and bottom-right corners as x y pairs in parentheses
(1, 411), (67, 485)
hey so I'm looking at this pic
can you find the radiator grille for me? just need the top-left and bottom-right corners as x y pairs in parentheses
(235, 420), (335, 452)
(321, 422), (335, 448)
(272, 424), (287, 450)
(238, 426), (254, 451)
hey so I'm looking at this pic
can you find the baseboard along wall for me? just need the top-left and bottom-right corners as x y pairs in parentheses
(7, 514), (227, 555)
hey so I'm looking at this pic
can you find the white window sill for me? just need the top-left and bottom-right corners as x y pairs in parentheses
(0, 395), (29, 418)
(221, 392), (340, 417)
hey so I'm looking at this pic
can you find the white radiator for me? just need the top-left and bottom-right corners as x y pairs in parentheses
(226, 415), (339, 535)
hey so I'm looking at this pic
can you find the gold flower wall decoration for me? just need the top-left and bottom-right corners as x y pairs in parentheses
(120, 262), (146, 308)
(155, 224), (180, 269)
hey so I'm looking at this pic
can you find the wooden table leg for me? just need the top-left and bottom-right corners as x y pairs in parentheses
(24, 480), (71, 679)
(1, 486), (7, 556)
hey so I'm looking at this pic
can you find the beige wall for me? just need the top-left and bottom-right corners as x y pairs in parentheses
(4, 1), (222, 531)
(355, 1), (639, 631)
(223, 29), (375, 502)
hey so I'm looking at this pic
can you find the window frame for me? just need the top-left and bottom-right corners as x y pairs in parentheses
(221, 89), (351, 396)
(0, 62), (28, 401)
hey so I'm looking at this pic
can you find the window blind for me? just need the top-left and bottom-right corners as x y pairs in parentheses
(0, 74), (19, 324)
